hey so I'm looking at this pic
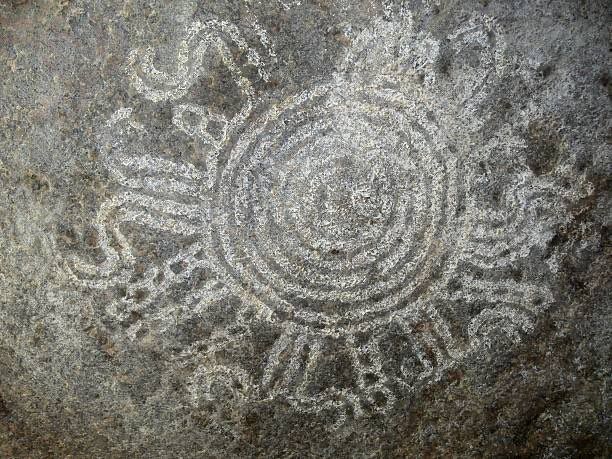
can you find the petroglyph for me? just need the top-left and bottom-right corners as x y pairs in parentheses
(67, 11), (593, 421)
(128, 18), (273, 103)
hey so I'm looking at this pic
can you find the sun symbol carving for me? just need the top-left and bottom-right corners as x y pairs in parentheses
(67, 12), (590, 421)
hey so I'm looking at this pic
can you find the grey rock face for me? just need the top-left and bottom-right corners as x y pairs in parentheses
(0, 0), (610, 456)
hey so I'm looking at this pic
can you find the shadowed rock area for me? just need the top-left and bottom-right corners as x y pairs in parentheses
(0, 0), (610, 456)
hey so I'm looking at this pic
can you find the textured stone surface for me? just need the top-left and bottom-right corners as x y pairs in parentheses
(0, 0), (610, 456)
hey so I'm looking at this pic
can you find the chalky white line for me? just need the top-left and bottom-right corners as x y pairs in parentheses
(66, 12), (594, 422)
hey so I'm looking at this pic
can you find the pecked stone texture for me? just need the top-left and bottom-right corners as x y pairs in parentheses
(0, 0), (610, 457)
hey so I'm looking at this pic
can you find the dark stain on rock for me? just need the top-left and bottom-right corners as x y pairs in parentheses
(24, 170), (50, 194)
(525, 119), (562, 176)
(85, 325), (119, 358)
(9, 0), (29, 7)
(0, 394), (9, 420)
(599, 71), (611, 98)
(435, 44), (452, 78)
(56, 223), (78, 248)
(537, 63), (554, 79)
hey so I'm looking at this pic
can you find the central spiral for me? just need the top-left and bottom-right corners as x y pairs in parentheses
(283, 154), (395, 252)
(208, 81), (465, 329)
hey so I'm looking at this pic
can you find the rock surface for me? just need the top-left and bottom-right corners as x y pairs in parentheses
(0, 0), (610, 456)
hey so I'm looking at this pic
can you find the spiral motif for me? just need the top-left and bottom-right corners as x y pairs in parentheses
(208, 80), (469, 330)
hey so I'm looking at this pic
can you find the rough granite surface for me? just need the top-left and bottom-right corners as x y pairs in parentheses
(0, 0), (610, 457)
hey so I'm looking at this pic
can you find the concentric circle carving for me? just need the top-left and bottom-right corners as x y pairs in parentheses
(209, 81), (468, 330)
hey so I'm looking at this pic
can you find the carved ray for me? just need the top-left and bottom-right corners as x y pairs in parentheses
(108, 167), (203, 198)
(105, 242), (222, 317)
(392, 312), (450, 378)
(128, 18), (266, 103)
(295, 335), (324, 397)
(261, 329), (296, 390)
(345, 334), (395, 413)
(441, 278), (553, 312)
(69, 196), (134, 285)
(111, 152), (205, 180)
(468, 306), (535, 348)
